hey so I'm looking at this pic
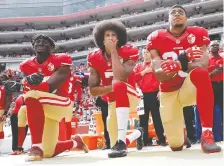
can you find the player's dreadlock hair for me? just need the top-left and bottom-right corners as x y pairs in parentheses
(93, 20), (127, 51)
(31, 34), (55, 48)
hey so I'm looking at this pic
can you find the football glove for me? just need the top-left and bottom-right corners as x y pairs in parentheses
(161, 60), (182, 75)
(4, 80), (21, 94)
(26, 73), (44, 85)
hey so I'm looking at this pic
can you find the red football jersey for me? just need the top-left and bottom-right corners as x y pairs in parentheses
(20, 53), (73, 98)
(69, 75), (82, 101)
(87, 44), (139, 102)
(147, 26), (210, 92)
(0, 85), (6, 109)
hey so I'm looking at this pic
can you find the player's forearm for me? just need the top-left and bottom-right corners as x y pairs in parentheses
(209, 69), (222, 77)
(152, 59), (175, 82)
(154, 71), (176, 82)
(89, 86), (112, 97)
(111, 49), (128, 81)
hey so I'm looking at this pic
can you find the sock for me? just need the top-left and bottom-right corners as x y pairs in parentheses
(190, 68), (214, 128)
(66, 122), (72, 140)
(25, 97), (45, 145)
(126, 129), (141, 145)
(18, 127), (26, 148)
(116, 107), (129, 143)
(113, 81), (130, 143)
(53, 140), (74, 157)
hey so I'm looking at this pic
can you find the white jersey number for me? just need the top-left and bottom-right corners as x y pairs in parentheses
(68, 82), (73, 94)
(162, 51), (178, 60)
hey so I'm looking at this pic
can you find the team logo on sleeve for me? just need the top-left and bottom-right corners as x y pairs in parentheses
(47, 62), (55, 72)
(187, 34), (196, 44)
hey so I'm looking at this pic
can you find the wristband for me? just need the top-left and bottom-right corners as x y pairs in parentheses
(177, 51), (189, 72)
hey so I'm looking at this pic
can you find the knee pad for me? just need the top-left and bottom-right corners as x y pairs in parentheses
(168, 136), (184, 150)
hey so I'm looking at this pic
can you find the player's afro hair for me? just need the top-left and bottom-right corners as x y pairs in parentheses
(93, 20), (127, 50)
(31, 34), (55, 48)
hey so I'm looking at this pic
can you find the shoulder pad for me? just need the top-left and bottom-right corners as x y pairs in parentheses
(19, 57), (35, 72)
(87, 48), (103, 67)
(118, 44), (139, 61)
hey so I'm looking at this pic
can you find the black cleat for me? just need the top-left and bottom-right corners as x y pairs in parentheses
(159, 141), (167, 147)
(136, 127), (144, 150)
(108, 140), (127, 158)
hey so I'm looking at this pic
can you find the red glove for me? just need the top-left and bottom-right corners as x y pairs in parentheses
(215, 59), (223, 68)
(185, 46), (204, 62)
(161, 60), (182, 75)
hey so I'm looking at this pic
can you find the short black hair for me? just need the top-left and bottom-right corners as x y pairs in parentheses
(31, 34), (55, 48)
(169, 5), (187, 16)
(93, 20), (127, 50)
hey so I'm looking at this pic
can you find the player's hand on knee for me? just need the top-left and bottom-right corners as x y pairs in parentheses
(185, 46), (204, 62)
(161, 60), (182, 75)
(26, 73), (44, 85)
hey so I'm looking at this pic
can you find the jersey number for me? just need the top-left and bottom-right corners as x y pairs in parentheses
(68, 82), (73, 94)
(162, 51), (184, 60)
(162, 51), (178, 60)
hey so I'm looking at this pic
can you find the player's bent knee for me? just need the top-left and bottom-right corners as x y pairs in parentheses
(191, 68), (209, 79)
(170, 145), (183, 151)
(112, 81), (127, 93)
(168, 137), (184, 151)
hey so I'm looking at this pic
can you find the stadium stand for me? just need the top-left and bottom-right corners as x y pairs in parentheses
(0, 0), (223, 67)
